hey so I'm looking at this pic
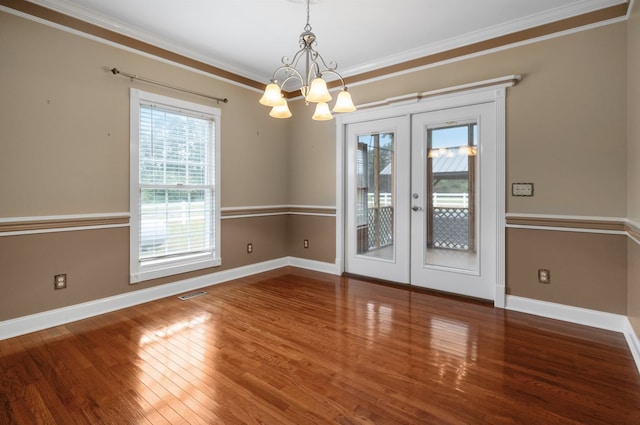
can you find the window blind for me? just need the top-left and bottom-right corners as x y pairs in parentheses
(138, 104), (216, 262)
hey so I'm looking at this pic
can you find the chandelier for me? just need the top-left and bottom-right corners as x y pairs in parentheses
(258, 0), (356, 120)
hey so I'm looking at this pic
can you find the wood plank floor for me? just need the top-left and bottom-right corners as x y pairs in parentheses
(1, 267), (639, 424)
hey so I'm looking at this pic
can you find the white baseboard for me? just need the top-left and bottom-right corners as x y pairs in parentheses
(506, 296), (640, 374)
(505, 295), (627, 332)
(5, 265), (637, 376)
(286, 256), (340, 275)
(0, 257), (336, 341)
(624, 319), (640, 374)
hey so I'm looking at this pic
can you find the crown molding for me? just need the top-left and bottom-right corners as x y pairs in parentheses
(0, 0), (629, 92)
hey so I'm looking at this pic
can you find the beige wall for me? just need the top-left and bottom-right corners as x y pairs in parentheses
(0, 7), (634, 323)
(627, 1), (640, 336)
(287, 215), (336, 263)
(0, 215), (290, 321)
(0, 11), (294, 321)
(630, 1), (640, 223)
(287, 101), (337, 206)
(0, 12), (290, 214)
(339, 23), (627, 217)
(506, 229), (627, 313)
(0, 228), (129, 320)
(287, 22), (628, 313)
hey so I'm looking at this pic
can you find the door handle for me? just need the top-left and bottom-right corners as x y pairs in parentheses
(412, 205), (422, 212)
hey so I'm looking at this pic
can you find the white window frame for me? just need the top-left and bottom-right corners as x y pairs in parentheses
(129, 88), (221, 284)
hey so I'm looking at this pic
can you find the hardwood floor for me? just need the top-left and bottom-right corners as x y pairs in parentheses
(1, 267), (639, 424)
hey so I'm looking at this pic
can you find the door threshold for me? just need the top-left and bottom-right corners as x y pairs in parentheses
(341, 272), (493, 306)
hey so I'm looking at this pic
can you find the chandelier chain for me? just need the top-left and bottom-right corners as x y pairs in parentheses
(304, 0), (312, 31)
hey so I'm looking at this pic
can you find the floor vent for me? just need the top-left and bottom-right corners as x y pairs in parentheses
(178, 290), (206, 301)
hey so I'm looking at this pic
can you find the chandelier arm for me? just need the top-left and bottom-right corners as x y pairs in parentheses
(271, 65), (304, 86)
(280, 73), (305, 90)
(287, 50), (308, 72)
(281, 43), (308, 67)
(307, 55), (321, 82)
(311, 50), (338, 72)
(318, 69), (347, 88)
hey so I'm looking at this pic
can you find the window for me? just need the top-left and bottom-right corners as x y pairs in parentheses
(355, 132), (395, 258)
(130, 89), (221, 283)
(426, 122), (477, 252)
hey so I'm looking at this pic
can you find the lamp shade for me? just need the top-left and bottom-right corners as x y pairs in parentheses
(312, 102), (333, 121)
(306, 77), (332, 103)
(332, 89), (356, 113)
(259, 83), (283, 107)
(269, 99), (292, 118)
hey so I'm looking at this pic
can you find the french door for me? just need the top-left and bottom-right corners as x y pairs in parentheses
(345, 116), (411, 283)
(344, 102), (498, 301)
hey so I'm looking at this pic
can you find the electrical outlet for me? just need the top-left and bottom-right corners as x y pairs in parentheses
(538, 269), (550, 284)
(304, 239), (309, 248)
(247, 243), (253, 254)
(512, 182), (534, 197)
(54, 274), (67, 290)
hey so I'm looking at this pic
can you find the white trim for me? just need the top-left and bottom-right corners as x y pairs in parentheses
(288, 204), (336, 210)
(18, 0), (626, 86)
(222, 213), (288, 220)
(337, 80), (508, 305)
(286, 212), (335, 217)
(624, 319), (640, 374)
(1, 0), (628, 94)
(494, 88), (507, 308)
(220, 205), (289, 212)
(346, 16), (627, 91)
(356, 75), (520, 110)
(0, 207), (339, 235)
(0, 213), (130, 236)
(0, 212), (130, 223)
(506, 296), (640, 374)
(220, 204), (337, 219)
(505, 213), (627, 222)
(335, 122), (346, 276)
(341, 82), (517, 126)
(129, 88), (221, 284)
(2, 260), (637, 374)
(0, 6), (256, 94)
(506, 224), (626, 235)
(0, 257), (337, 341)
(0, 5), (264, 89)
(342, 1), (625, 78)
(0, 223), (129, 237)
(627, 219), (640, 245)
(505, 213), (628, 235)
(286, 257), (340, 275)
(220, 204), (336, 212)
(505, 295), (627, 332)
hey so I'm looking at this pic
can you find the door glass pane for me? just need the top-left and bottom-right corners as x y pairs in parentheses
(355, 132), (394, 260)
(425, 123), (478, 272)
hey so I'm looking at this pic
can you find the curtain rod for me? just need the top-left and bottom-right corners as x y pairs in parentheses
(110, 67), (228, 104)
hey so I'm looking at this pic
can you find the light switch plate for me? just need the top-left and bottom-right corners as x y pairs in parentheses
(512, 182), (534, 197)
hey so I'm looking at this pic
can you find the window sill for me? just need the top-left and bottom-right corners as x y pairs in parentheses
(130, 254), (221, 284)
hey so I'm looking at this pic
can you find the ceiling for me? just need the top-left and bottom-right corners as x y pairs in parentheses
(21, 0), (628, 85)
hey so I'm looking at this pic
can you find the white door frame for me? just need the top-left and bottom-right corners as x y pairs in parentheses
(336, 84), (508, 307)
